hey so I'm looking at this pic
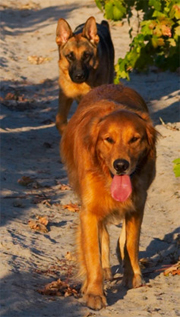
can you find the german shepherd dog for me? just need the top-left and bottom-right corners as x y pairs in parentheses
(55, 16), (114, 134)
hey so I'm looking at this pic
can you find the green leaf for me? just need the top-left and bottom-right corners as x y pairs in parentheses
(168, 38), (176, 47)
(113, 0), (125, 11)
(149, 0), (161, 11)
(115, 58), (130, 80)
(141, 20), (154, 35)
(173, 158), (180, 177)
(152, 10), (166, 19)
(95, 0), (104, 11)
(170, 4), (180, 20)
(175, 25), (180, 36)
(113, 5), (125, 20)
(104, 0), (126, 21)
(151, 36), (159, 48)
(173, 158), (180, 164)
(104, 2), (114, 20)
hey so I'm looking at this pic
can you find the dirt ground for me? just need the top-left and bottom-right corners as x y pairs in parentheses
(0, 1), (180, 317)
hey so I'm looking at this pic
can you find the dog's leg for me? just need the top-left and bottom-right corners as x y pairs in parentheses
(122, 212), (145, 288)
(80, 211), (107, 310)
(119, 220), (126, 263)
(99, 223), (112, 281)
(56, 89), (73, 134)
(116, 219), (126, 266)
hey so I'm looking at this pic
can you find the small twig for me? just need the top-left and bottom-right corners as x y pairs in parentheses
(159, 117), (180, 131)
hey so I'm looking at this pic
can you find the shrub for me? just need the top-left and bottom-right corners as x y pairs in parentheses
(95, 0), (180, 80)
(173, 158), (180, 177)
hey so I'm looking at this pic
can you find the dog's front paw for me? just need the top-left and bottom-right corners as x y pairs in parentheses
(132, 273), (145, 288)
(84, 293), (107, 310)
(122, 273), (145, 288)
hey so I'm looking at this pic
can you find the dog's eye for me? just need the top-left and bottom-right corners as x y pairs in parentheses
(83, 52), (92, 61)
(66, 52), (75, 61)
(105, 137), (114, 144)
(129, 136), (140, 144)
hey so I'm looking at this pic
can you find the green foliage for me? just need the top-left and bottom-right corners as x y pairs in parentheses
(95, 0), (126, 20)
(95, 0), (180, 81)
(173, 158), (180, 177)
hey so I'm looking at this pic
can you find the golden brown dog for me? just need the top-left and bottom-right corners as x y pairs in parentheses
(56, 16), (114, 134)
(60, 84), (158, 310)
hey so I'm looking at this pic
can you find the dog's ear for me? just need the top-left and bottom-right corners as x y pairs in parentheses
(138, 112), (159, 157)
(83, 117), (101, 157)
(56, 18), (73, 46)
(82, 16), (99, 44)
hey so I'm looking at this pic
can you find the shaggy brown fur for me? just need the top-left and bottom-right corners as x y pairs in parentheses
(61, 84), (158, 310)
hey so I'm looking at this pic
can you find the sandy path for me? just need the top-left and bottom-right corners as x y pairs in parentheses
(0, 1), (179, 316)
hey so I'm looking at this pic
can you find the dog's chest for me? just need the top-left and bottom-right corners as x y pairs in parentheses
(59, 75), (91, 99)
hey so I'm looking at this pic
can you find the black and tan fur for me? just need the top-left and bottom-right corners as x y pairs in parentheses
(55, 16), (114, 134)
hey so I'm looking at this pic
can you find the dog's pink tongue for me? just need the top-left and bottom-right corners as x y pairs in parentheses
(110, 175), (132, 202)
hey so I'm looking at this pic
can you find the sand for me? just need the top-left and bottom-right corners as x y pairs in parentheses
(0, 1), (180, 316)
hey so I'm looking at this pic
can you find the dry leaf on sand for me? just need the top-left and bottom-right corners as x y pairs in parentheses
(27, 55), (52, 65)
(18, 176), (34, 186)
(140, 257), (153, 269)
(65, 251), (76, 261)
(42, 200), (52, 207)
(37, 279), (79, 297)
(59, 184), (71, 191)
(163, 262), (180, 276)
(28, 216), (49, 233)
(36, 216), (49, 226)
(31, 195), (48, 204)
(62, 203), (79, 212)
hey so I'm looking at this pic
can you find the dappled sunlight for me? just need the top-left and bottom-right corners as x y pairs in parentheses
(0, 122), (55, 133)
(0, 0), (179, 316)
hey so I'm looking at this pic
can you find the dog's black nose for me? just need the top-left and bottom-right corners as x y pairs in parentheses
(113, 159), (129, 174)
(75, 71), (86, 81)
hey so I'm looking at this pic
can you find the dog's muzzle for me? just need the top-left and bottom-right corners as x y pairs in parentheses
(70, 69), (88, 83)
(113, 159), (130, 175)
